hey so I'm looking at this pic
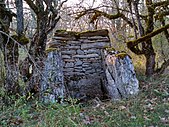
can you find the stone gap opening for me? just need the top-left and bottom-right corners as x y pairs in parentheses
(47, 29), (110, 100)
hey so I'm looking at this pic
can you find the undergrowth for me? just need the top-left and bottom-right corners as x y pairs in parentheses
(0, 75), (169, 127)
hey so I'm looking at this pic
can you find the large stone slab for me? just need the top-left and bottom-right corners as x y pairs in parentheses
(104, 51), (139, 100)
(41, 50), (65, 102)
(81, 42), (110, 49)
(72, 54), (99, 59)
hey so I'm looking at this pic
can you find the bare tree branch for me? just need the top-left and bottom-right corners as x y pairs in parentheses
(46, 16), (61, 34)
(24, 0), (39, 14)
(58, 0), (68, 10)
(76, 9), (134, 28)
(127, 24), (169, 48)
(152, 1), (169, 8)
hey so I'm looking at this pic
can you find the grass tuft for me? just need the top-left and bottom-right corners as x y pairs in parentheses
(1, 75), (169, 127)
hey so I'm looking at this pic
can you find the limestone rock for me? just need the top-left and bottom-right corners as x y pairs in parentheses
(61, 50), (76, 55)
(104, 51), (139, 100)
(41, 50), (65, 102)
(77, 49), (84, 55)
(73, 54), (99, 59)
(65, 62), (74, 68)
(75, 60), (83, 66)
(44, 29), (139, 102)
(62, 55), (71, 59)
(81, 42), (110, 49)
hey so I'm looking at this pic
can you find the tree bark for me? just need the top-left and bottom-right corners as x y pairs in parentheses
(22, 15), (48, 97)
(0, 2), (20, 95)
(144, 0), (155, 76)
(127, 24), (169, 48)
(21, 0), (66, 98)
(15, 0), (24, 36)
(145, 48), (156, 76)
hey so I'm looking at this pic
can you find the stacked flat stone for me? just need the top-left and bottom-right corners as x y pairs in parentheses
(46, 30), (110, 99)
(43, 29), (139, 101)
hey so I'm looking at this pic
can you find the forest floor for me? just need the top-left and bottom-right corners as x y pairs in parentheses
(0, 74), (169, 127)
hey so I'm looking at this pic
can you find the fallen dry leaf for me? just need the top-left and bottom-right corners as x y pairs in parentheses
(143, 116), (151, 121)
(118, 105), (126, 110)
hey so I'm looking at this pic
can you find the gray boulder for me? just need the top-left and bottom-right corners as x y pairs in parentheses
(104, 50), (139, 100)
(41, 49), (65, 102)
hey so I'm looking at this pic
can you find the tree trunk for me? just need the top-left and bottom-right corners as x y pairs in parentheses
(0, 2), (20, 95)
(20, 0), (64, 97)
(15, 0), (24, 36)
(20, 13), (48, 96)
(145, 53), (156, 76)
(144, 0), (155, 76)
(144, 39), (156, 76)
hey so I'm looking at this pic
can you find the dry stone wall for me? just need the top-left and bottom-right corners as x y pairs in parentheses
(46, 30), (110, 99)
(43, 29), (139, 101)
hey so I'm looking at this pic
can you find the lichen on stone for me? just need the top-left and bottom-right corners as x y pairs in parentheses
(55, 29), (67, 33)
(105, 47), (115, 52)
(79, 29), (108, 37)
(54, 29), (109, 38)
(115, 52), (128, 59)
(45, 47), (58, 53)
(55, 29), (79, 38)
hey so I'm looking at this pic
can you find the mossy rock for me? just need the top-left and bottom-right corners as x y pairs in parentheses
(105, 47), (115, 52)
(55, 29), (67, 33)
(115, 52), (129, 59)
(54, 29), (109, 38)
(79, 29), (108, 37)
(55, 30), (79, 38)
(45, 47), (58, 53)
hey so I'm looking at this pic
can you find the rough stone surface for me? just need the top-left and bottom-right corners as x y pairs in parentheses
(65, 62), (74, 68)
(77, 49), (84, 55)
(41, 50), (65, 102)
(72, 54), (99, 59)
(104, 51), (139, 100)
(81, 42), (110, 49)
(44, 29), (139, 101)
(61, 50), (76, 55)
(45, 30), (111, 99)
(75, 60), (83, 66)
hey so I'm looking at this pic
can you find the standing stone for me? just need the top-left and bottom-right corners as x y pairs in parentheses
(41, 49), (65, 102)
(104, 50), (139, 100)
